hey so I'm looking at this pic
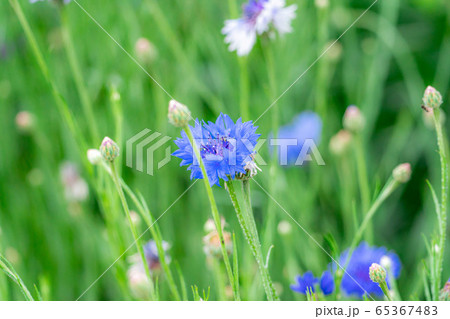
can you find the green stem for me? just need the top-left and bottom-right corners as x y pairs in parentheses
(109, 163), (156, 300)
(433, 108), (448, 300)
(354, 134), (372, 240)
(262, 42), (278, 249)
(239, 57), (250, 121)
(379, 281), (393, 301)
(60, 7), (100, 144)
(9, 0), (90, 174)
(350, 177), (399, 253)
(226, 180), (278, 301)
(120, 181), (181, 301)
(184, 127), (240, 301)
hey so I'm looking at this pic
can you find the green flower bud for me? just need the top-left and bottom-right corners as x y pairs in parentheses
(343, 105), (365, 133)
(393, 163), (411, 183)
(329, 130), (352, 156)
(423, 86), (443, 109)
(168, 100), (191, 127)
(369, 263), (386, 284)
(100, 137), (119, 162)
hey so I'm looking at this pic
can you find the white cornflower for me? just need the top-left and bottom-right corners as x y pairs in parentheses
(222, 0), (297, 56)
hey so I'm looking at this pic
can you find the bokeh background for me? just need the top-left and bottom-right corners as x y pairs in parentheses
(0, 0), (449, 300)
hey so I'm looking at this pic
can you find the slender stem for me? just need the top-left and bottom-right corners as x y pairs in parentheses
(350, 178), (399, 253)
(239, 57), (250, 121)
(9, 0), (90, 174)
(262, 42), (278, 249)
(433, 108), (448, 300)
(354, 134), (372, 240)
(60, 8), (100, 144)
(183, 127), (240, 301)
(226, 180), (278, 301)
(379, 281), (393, 301)
(120, 181), (181, 300)
(109, 163), (156, 300)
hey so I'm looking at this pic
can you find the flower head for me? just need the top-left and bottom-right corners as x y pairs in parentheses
(87, 149), (102, 165)
(100, 136), (119, 162)
(343, 105), (365, 133)
(222, 0), (297, 56)
(15, 111), (34, 132)
(168, 99), (192, 128)
(135, 38), (158, 64)
(392, 163), (411, 183)
(291, 270), (334, 296)
(172, 113), (260, 186)
(143, 240), (171, 271)
(271, 111), (322, 166)
(338, 242), (401, 298)
(369, 263), (387, 284)
(329, 129), (352, 156)
(440, 278), (450, 301)
(320, 271), (335, 296)
(422, 86), (443, 109)
(290, 271), (318, 294)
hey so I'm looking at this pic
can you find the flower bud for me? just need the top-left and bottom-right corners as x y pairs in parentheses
(87, 149), (103, 165)
(15, 111), (34, 132)
(135, 38), (158, 64)
(392, 163), (411, 183)
(423, 86), (443, 109)
(203, 230), (232, 259)
(369, 263), (386, 284)
(168, 100), (191, 127)
(343, 105), (365, 133)
(329, 130), (352, 156)
(277, 220), (292, 236)
(100, 137), (119, 162)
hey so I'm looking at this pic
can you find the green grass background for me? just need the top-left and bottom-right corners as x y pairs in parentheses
(0, 0), (449, 300)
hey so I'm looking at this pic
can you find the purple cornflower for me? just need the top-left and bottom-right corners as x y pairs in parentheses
(291, 270), (335, 296)
(143, 240), (170, 271)
(222, 0), (297, 56)
(339, 242), (401, 298)
(172, 113), (260, 186)
(271, 111), (322, 166)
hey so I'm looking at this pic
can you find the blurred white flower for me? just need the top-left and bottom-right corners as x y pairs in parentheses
(222, 0), (297, 56)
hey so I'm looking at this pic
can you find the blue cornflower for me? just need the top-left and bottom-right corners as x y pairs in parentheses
(271, 111), (322, 166)
(291, 270), (335, 296)
(320, 270), (335, 296)
(222, 0), (297, 56)
(172, 113), (260, 186)
(339, 242), (401, 298)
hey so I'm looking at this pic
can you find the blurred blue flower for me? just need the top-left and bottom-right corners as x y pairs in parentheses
(339, 242), (401, 298)
(320, 270), (335, 296)
(222, 0), (297, 56)
(291, 270), (335, 296)
(143, 240), (170, 271)
(290, 271), (318, 294)
(271, 111), (322, 166)
(172, 113), (260, 186)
